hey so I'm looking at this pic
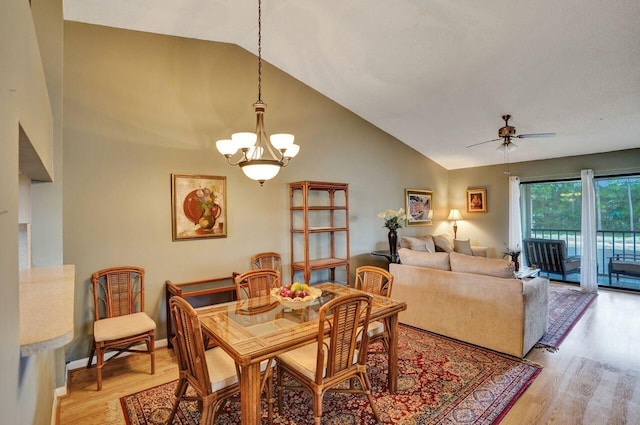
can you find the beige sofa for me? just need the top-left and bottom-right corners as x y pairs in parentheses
(390, 248), (549, 358)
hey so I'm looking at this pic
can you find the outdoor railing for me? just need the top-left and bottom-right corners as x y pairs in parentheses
(527, 229), (640, 277)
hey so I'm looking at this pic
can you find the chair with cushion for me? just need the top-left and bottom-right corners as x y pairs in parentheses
(277, 293), (380, 424)
(88, 266), (156, 390)
(234, 269), (281, 300)
(168, 296), (274, 424)
(354, 265), (394, 352)
(523, 238), (581, 280)
(251, 252), (282, 275)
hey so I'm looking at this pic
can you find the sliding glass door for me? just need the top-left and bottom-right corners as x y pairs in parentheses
(520, 175), (640, 290)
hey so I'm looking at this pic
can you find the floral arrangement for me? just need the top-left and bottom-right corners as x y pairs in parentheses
(377, 208), (406, 231)
(504, 243), (521, 257)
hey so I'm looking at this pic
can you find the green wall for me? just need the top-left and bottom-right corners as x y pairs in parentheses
(62, 22), (449, 362)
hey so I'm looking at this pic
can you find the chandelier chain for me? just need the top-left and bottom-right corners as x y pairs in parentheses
(257, 0), (262, 103)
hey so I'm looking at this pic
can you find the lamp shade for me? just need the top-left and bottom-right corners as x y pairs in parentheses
(447, 209), (464, 221)
(240, 161), (281, 182)
(216, 139), (238, 156)
(497, 142), (517, 153)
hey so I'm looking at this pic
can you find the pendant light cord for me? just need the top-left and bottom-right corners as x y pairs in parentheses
(257, 0), (262, 103)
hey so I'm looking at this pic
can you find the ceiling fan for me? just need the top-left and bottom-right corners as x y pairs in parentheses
(466, 114), (556, 152)
(466, 114), (556, 174)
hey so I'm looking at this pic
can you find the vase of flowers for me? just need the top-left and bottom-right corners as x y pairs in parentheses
(378, 208), (406, 261)
(504, 244), (522, 272)
(195, 187), (221, 231)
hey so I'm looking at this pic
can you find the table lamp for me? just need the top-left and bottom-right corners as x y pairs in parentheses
(447, 209), (464, 239)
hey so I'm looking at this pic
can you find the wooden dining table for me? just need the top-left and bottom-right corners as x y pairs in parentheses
(196, 282), (407, 424)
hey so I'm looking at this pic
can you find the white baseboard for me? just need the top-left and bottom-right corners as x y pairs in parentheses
(51, 385), (67, 425)
(66, 338), (168, 371)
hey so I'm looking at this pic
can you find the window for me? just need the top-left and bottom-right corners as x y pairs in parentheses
(520, 175), (640, 289)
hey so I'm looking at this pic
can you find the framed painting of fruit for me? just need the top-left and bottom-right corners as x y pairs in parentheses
(171, 173), (227, 241)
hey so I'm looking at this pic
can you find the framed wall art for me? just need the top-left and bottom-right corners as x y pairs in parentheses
(467, 188), (487, 213)
(405, 189), (433, 226)
(171, 174), (227, 241)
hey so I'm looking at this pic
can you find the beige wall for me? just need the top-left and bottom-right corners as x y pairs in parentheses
(1, 0), (63, 423)
(448, 149), (640, 257)
(62, 22), (449, 361)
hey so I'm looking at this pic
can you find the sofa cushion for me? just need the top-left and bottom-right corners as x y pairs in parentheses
(398, 248), (451, 271)
(454, 239), (473, 256)
(449, 251), (515, 278)
(420, 235), (436, 253)
(433, 234), (454, 252)
(399, 236), (427, 252)
(399, 235), (436, 253)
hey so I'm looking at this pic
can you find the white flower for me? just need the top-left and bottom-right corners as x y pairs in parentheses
(377, 208), (406, 230)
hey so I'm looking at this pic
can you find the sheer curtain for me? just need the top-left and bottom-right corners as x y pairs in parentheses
(581, 169), (598, 292)
(508, 176), (523, 253)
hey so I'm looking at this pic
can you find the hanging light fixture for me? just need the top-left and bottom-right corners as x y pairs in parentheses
(215, 0), (300, 186)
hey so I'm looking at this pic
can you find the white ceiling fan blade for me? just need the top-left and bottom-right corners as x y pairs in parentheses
(516, 133), (556, 139)
(465, 138), (501, 148)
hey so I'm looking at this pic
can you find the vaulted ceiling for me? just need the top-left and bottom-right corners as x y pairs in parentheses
(63, 0), (640, 170)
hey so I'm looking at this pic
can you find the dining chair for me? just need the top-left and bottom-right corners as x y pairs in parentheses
(234, 269), (281, 300)
(354, 265), (395, 352)
(88, 266), (156, 390)
(277, 293), (380, 424)
(168, 296), (274, 424)
(251, 252), (282, 275)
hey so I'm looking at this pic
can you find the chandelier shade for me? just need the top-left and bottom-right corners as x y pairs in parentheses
(215, 0), (299, 185)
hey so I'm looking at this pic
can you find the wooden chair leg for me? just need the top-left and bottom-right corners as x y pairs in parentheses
(86, 341), (96, 369)
(167, 376), (188, 425)
(360, 372), (380, 422)
(313, 390), (323, 425)
(277, 366), (284, 412)
(96, 345), (104, 391)
(266, 371), (274, 424)
(149, 332), (156, 375)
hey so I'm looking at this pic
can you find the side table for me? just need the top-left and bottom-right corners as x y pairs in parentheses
(371, 250), (400, 264)
(514, 267), (540, 279)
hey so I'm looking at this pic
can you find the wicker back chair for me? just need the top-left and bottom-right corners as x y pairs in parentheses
(168, 296), (274, 424)
(88, 266), (156, 390)
(277, 293), (379, 424)
(234, 269), (281, 299)
(251, 252), (282, 275)
(354, 265), (394, 297)
(354, 265), (394, 352)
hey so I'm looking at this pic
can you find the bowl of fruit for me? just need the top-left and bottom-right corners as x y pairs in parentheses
(271, 282), (322, 310)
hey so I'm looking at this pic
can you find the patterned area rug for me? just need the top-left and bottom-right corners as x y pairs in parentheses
(536, 286), (598, 350)
(121, 325), (541, 424)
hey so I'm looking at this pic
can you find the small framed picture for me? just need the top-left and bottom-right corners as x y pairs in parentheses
(171, 174), (227, 241)
(405, 189), (433, 226)
(467, 188), (487, 213)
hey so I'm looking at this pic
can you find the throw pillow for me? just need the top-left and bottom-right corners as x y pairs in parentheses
(398, 248), (451, 271)
(454, 239), (473, 256)
(449, 252), (515, 278)
(418, 235), (436, 253)
(433, 234), (454, 252)
(399, 236), (428, 252)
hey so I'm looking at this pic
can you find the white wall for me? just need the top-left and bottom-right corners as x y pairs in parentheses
(1, 0), (64, 423)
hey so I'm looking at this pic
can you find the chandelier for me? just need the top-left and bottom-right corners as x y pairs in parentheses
(215, 0), (300, 186)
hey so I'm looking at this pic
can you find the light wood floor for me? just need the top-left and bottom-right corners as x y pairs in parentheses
(58, 282), (640, 425)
